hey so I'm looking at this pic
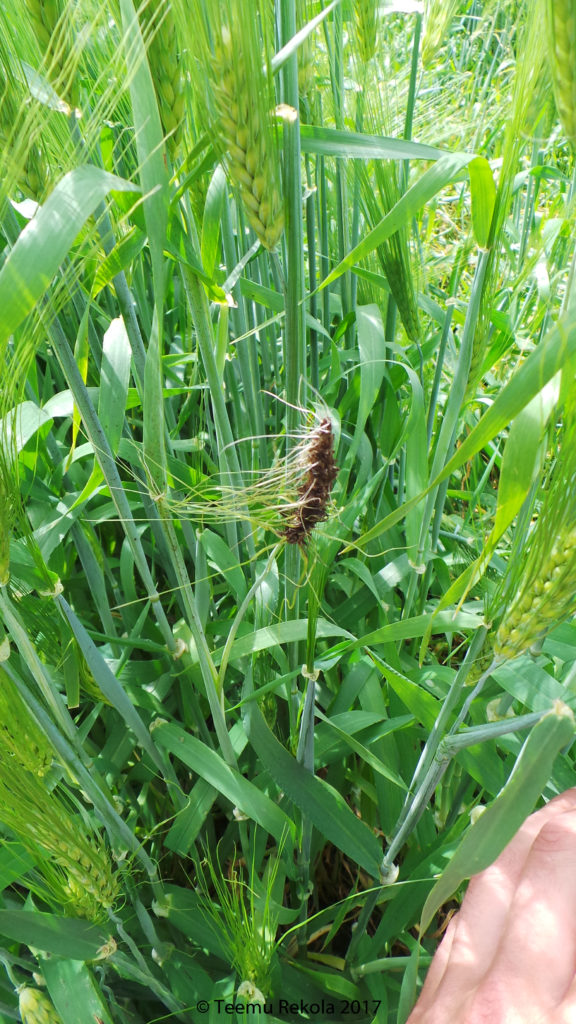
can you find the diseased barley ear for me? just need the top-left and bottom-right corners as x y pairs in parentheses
(545, 0), (576, 142)
(282, 419), (338, 546)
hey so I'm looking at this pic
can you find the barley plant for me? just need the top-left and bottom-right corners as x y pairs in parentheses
(1, 0), (576, 1021)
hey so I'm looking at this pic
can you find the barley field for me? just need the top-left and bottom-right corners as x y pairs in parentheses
(0, 0), (575, 1021)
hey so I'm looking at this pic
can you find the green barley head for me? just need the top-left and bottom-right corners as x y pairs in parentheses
(0, 667), (54, 776)
(22, 0), (80, 108)
(353, 0), (379, 65)
(0, 761), (118, 922)
(545, 0), (576, 143)
(494, 397), (576, 660)
(296, 0), (318, 109)
(18, 987), (62, 1024)
(183, 0), (284, 250)
(138, 0), (185, 161)
(421, 0), (460, 67)
(196, 847), (279, 996)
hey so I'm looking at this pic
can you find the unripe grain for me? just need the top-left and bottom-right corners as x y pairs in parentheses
(0, 763), (119, 922)
(0, 668), (54, 776)
(22, 0), (79, 107)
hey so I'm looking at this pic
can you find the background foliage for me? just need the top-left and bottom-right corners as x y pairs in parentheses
(0, 0), (575, 1021)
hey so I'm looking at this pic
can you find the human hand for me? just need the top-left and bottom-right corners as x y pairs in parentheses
(407, 787), (576, 1023)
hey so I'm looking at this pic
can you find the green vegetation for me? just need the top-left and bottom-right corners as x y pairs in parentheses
(0, 0), (575, 1021)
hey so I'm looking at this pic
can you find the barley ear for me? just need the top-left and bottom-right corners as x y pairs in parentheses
(139, 0), (185, 160)
(18, 988), (62, 1024)
(22, 0), (80, 107)
(495, 524), (576, 659)
(421, 0), (460, 67)
(353, 0), (379, 64)
(545, 0), (576, 143)
(494, 397), (576, 661)
(0, 667), (54, 776)
(192, 0), (284, 250)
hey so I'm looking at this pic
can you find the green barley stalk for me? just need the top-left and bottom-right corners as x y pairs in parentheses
(186, 0), (284, 250)
(467, 0), (546, 397)
(546, 0), (576, 143)
(358, 160), (422, 344)
(351, 15), (421, 345)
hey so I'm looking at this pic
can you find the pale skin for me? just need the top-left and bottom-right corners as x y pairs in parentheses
(407, 788), (576, 1024)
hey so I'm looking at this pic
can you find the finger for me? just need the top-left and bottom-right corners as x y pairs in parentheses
(482, 809), (576, 1010)
(434, 787), (576, 969)
(406, 914), (458, 1021)
(407, 790), (576, 1020)
(556, 973), (576, 1024)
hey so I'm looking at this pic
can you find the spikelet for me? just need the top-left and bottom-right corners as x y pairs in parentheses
(0, 58), (46, 203)
(18, 988), (62, 1024)
(196, 0), (284, 250)
(139, 0), (185, 160)
(282, 419), (338, 546)
(421, 0), (460, 67)
(545, 0), (576, 143)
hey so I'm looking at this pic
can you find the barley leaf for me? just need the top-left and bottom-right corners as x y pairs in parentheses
(98, 318), (131, 453)
(420, 702), (576, 934)
(43, 958), (115, 1024)
(154, 722), (296, 844)
(318, 153), (477, 291)
(245, 705), (383, 877)
(0, 166), (137, 348)
(0, 910), (107, 959)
